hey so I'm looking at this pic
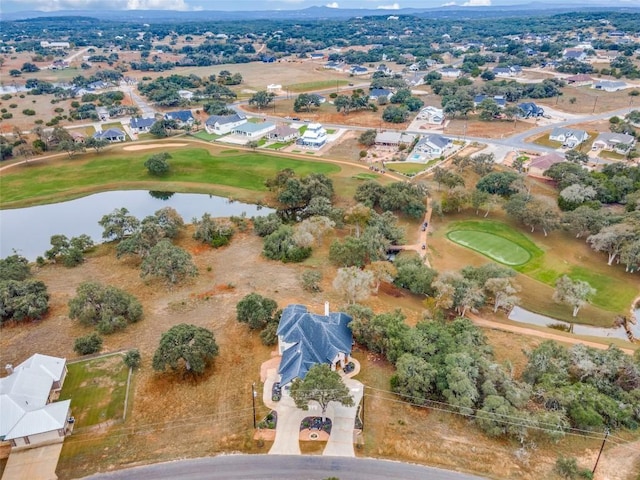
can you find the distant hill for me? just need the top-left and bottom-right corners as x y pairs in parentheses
(2, 3), (638, 22)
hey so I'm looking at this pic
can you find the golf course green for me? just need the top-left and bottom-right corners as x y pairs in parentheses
(447, 230), (532, 266)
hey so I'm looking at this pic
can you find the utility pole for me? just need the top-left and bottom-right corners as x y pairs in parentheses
(592, 428), (610, 475)
(251, 382), (257, 429)
(592, 96), (599, 114)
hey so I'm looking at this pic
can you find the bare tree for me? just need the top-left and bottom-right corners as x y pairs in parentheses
(333, 267), (374, 304)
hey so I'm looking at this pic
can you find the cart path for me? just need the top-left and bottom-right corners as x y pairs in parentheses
(465, 312), (635, 355)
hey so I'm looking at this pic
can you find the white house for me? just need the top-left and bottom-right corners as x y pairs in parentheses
(296, 123), (328, 149)
(40, 41), (70, 49)
(440, 67), (461, 78)
(409, 134), (452, 161)
(417, 106), (445, 124)
(94, 128), (126, 142)
(549, 127), (589, 148)
(231, 121), (276, 139)
(0, 354), (72, 448)
(592, 132), (636, 154)
(204, 113), (247, 135)
(593, 81), (627, 92)
(267, 84), (282, 93)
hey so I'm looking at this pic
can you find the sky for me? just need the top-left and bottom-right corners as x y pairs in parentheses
(0, 0), (624, 13)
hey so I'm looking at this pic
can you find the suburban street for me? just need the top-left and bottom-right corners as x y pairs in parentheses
(81, 455), (488, 480)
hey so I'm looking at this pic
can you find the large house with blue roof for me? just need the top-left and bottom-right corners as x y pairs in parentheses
(276, 304), (353, 387)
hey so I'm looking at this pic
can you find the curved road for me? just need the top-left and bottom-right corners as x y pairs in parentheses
(82, 455), (487, 480)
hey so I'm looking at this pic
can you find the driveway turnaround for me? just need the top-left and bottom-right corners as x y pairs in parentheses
(323, 378), (363, 457)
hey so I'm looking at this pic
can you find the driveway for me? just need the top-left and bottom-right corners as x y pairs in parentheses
(1, 443), (63, 480)
(263, 362), (363, 457)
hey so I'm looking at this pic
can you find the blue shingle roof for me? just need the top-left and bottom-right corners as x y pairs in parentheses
(130, 117), (155, 129)
(277, 304), (352, 385)
(165, 110), (194, 122)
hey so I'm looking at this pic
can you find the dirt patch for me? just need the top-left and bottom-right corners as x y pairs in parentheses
(122, 143), (188, 151)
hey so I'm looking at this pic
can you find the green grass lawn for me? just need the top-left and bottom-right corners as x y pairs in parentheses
(447, 230), (532, 266)
(266, 141), (292, 150)
(191, 131), (220, 141)
(285, 80), (349, 92)
(447, 220), (544, 271)
(387, 162), (426, 175)
(352, 173), (379, 180)
(59, 355), (129, 427)
(1, 147), (341, 207)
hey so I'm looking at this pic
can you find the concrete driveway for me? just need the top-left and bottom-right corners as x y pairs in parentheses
(263, 361), (363, 457)
(1, 443), (63, 480)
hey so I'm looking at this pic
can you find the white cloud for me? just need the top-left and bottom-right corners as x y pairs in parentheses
(377, 2), (400, 9)
(462, 0), (491, 5)
(325, 1), (339, 7)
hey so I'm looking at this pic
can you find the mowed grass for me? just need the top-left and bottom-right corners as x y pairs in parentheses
(0, 147), (340, 207)
(387, 163), (427, 175)
(446, 220), (543, 270)
(447, 230), (532, 266)
(59, 355), (129, 427)
(285, 80), (349, 92)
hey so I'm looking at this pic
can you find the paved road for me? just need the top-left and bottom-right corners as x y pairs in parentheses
(82, 455), (487, 480)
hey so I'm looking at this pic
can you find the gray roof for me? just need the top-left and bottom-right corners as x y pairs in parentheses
(130, 117), (155, 129)
(418, 134), (451, 149)
(550, 127), (587, 138)
(277, 304), (352, 385)
(233, 121), (275, 133)
(375, 131), (416, 145)
(94, 128), (125, 140)
(594, 132), (635, 144)
(205, 113), (245, 126)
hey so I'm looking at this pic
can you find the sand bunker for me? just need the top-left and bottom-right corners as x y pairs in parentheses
(122, 143), (188, 151)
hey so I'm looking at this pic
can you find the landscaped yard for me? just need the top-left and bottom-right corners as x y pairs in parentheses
(386, 162), (427, 175)
(0, 145), (341, 208)
(191, 131), (220, 141)
(59, 355), (130, 427)
(447, 230), (532, 266)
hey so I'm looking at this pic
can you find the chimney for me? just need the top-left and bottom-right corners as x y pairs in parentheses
(324, 301), (330, 316)
(5, 364), (14, 375)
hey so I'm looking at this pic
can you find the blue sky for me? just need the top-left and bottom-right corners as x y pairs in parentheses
(2, 0), (637, 11)
(0, 0), (620, 13)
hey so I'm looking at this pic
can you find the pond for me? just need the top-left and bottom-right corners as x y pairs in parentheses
(508, 306), (640, 341)
(0, 191), (274, 260)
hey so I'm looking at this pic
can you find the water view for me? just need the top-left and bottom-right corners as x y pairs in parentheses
(0, 191), (274, 260)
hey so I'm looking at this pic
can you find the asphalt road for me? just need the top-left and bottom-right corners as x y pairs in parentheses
(81, 455), (487, 480)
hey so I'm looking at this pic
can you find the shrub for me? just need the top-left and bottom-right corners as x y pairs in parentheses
(123, 349), (142, 369)
(302, 270), (322, 292)
(74, 333), (103, 355)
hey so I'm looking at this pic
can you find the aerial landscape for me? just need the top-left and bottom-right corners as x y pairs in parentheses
(1, 1), (640, 479)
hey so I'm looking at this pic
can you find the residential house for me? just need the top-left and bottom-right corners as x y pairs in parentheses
(266, 84), (282, 93)
(267, 125), (299, 142)
(70, 132), (85, 144)
(375, 131), (416, 147)
(563, 49), (587, 61)
(376, 64), (392, 75)
(204, 113), (246, 135)
(350, 65), (368, 76)
(296, 123), (328, 149)
(164, 110), (194, 126)
(129, 117), (155, 133)
(593, 81), (627, 92)
(527, 153), (565, 177)
(369, 88), (392, 100)
(492, 65), (523, 77)
(309, 53), (325, 61)
(549, 127), (589, 148)
(231, 121), (276, 139)
(440, 67), (461, 78)
(417, 106), (445, 124)
(94, 128), (126, 142)
(177, 90), (194, 101)
(324, 61), (346, 71)
(261, 55), (276, 63)
(592, 132), (636, 154)
(276, 304), (352, 387)
(565, 74), (593, 86)
(517, 102), (545, 118)
(404, 72), (425, 87)
(0, 354), (72, 448)
(410, 134), (452, 161)
(474, 95), (506, 108)
(40, 41), (70, 49)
